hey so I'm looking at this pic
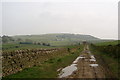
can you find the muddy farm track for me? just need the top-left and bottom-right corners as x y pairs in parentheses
(59, 44), (117, 79)
(2, 44), (118, 79)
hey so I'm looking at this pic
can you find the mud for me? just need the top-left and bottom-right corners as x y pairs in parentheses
(59, 44), (106, 78)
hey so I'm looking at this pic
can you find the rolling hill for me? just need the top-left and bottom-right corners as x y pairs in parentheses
(13, 33), (100, 41)
(2, 33), (114, 46)
(11, 33), (106, 46)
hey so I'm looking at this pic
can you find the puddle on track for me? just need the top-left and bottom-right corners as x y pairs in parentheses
(89, 64), (98, 67)
(58, 55), (98, 78)
(73, 56), (85, 64)
(90, 55), (96, 59)
(90, 59), (96, 62)
(58, 56), (85, 78)
(58, 64), (77, 78)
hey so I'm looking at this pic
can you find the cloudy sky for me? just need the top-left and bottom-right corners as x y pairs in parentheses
(1, 0), (119, 39)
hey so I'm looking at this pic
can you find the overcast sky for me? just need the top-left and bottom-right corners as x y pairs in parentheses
(1, 0), (119, 39)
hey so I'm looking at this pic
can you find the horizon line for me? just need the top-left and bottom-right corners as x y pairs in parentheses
(1, 33), (118, 40)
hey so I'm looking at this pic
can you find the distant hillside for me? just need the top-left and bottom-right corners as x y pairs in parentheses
(13, 33), (100, 41)
(12, 33), (99, 46)
(2, 33), (113, 46)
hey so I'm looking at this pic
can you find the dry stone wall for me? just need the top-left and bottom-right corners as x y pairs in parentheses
(2, 48), (67, 77)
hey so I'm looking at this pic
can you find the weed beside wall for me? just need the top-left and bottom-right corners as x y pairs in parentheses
(2, 48), (68, 77)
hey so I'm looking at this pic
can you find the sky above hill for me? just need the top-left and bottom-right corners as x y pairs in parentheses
(1, 0), (119, 39)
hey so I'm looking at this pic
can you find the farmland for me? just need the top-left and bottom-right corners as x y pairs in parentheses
(1, 34), (119, 79)
(2, 45), (83, 78)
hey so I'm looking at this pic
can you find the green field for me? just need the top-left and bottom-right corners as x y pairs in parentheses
(2, 34), (119, 78)
(2, 33), (107, 48)
(3, 45), (83, 78)
(95, 40), (119, 46)
(2, 43), (56, 51)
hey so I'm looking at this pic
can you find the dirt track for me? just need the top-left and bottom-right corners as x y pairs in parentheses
(59, 44), (106, 78)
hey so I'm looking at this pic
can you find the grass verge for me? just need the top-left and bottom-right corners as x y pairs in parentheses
(90, 45), (119, 78)
(3, 45), (83, 78)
